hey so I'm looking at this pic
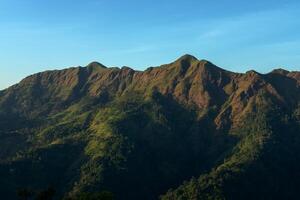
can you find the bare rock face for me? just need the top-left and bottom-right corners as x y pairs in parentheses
(1, 55), (299, 128)
(1, 54), (299, 134)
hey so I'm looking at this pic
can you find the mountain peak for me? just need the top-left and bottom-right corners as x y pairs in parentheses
(86, 61), (107, 69)
(246, 70), (261, 76)
(176, 54), (198, 62)
(270, 68), (290, 75)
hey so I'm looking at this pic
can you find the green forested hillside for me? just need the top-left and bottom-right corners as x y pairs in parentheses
(0, 55), (299, 200)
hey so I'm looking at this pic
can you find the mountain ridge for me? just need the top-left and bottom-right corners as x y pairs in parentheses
(5, 54), (298, 93)
(0, 55), (299, 200)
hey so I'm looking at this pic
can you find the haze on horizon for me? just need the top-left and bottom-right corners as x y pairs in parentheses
(0, 0), (300, 90)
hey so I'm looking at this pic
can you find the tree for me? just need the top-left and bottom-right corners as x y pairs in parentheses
(70, 191), (114, 200)
(35, 186), (56, 200)
(17, 188), (34, 200)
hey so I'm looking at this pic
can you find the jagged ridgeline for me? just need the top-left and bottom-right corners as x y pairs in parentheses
(0, 55), (299, 200)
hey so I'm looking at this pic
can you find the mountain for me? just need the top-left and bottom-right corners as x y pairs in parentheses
(0, 55), (299, 200)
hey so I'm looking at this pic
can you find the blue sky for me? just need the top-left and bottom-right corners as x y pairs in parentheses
(0, 0), (300, 89)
